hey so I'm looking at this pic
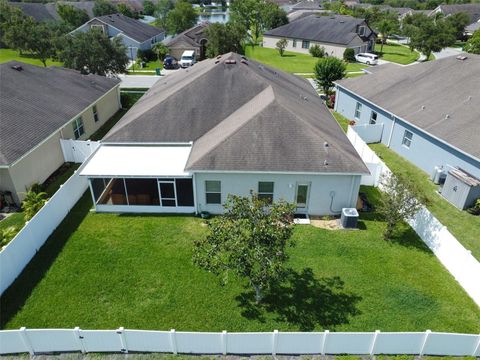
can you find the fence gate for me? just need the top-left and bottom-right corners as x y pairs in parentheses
(60, 139), (100, 163)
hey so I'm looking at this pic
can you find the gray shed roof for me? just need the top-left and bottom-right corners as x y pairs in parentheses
(96, 13), (164, 43)
(336, 54), (480, 159)
(104, 53), (368, 174)
(0, 62), (120, 166)
(264, 14), (374, 46)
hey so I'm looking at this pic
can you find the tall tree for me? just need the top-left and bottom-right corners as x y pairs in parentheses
(165, 0), (197, 35)
(375, 18), (397, 52)
(58, 29), (129, 75)
(1, 12), (35, 54)
(152, 42), (169, 60)
(193, 194), (296, 303)
(117, 3), (137, 18)
(314, 57), (346, 96)
(57, 4), (90, 28)
(154, 0), (174, 30)
(205, 22), (246, 57)
(93, 0), (118, 16)
(465, 30), (480, 54)
(276, 37), (288, 56)
(143, 0), (155, 16)
(444, 12), (471, 40)
(29, 22), (57, 67)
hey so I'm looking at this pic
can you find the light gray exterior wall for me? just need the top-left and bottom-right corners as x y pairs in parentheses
(335, 86), (480, 179)
(194, 172), (362, 216)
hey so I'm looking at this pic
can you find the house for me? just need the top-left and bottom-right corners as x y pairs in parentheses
(287, 0), (327, 22)
(0, 62), (121, 204)
(263, 15), (376, 58)
(71, 13), (165, 59)
(163, 22), (210, 60)
(430, 4), (480, 36)
(79, 53), (369, 215)
(334, 54), (480, 182)
(9, 1), (94, 22)
(465, 20), (480, 36)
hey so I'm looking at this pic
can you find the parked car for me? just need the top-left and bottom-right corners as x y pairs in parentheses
(163, 55), (178, 69)
(355, 53), (378, 65)
(179, 50), (196, 68)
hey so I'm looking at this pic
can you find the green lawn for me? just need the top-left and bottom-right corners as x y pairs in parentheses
(2, 188), (479, 332)
(128, 60), (163, 75)
(374, 43), (420, 65)
(0, 49), (62, 67)
(369, 144), (480, 261)
(244, 45), (367, 75)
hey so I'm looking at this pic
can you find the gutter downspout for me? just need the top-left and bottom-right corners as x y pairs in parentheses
(387, 115), (396, 148)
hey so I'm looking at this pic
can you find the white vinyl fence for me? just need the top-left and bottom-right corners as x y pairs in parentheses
(352, 123), (384, 144)
(60, 139), (100, 163)
(0, 163), (90, 295)
(1, 328), (479, 356)
(347, 126), (480, 307)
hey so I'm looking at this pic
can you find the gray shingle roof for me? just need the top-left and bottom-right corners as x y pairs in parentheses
(9, 1), (95, 22)
(435, 4), (480, 23)
(164, 22), (210, 48)
(104, 53), (368, 174)
(0, 62), (120, 166)
(264, 14), (374, 46)
(291, 0), (325, 11)
(96, 13), (164, 43)
(336, 54), (480, 159)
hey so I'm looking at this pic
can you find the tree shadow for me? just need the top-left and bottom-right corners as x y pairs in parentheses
(236, 268), (362, 331)
(388, 223), (431, 253)
(0, 192), (92, 328)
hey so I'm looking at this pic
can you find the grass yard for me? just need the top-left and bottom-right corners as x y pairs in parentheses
(369, 144), (480, 261)
(374, 43), (420, 65)
(128, 60), (163, 75)
(0, 49), (62, 67)
(2, 188), (479, 333)
(244, 45), (367, 75)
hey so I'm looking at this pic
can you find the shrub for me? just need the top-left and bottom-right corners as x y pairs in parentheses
(0, 226), (19, 248)
(467, 198), (480, 215)
(309, 44), (325, 58)
(136, 49), (156, 63)
(276, 38), (288, 56)
(22, 189), (48, 221)
(343, 48), (355, 62)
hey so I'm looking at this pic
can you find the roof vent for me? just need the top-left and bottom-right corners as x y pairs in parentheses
(215, 60), (220, 64)
(216, 55), (222, 60)
(324, 142), (329, 148)
(456, 55), (467, 61)
(421, 105), (425, 110)
(241, 59), (248, 65)
(241, 56), (247, 61)
(445, 114), (450, 119)
(324, 160), (328, 166)
(225, 59), (236, 65)
(465, 95), (472, 102)
(11, 65), (23, 71)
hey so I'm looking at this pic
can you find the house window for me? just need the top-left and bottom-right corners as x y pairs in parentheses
(302, 40), (310, 49)
(402, 130), (413, 148)
(354, 102), (362, 119)
(93, 105), (99, 122)
(205, 180), (221, 204)
(358, 26), (366, 36)
(72, 117), (85, 139)
(370, 111), (377, 124)
(292, 39), (297, 48)
(258, 182), (274, 204)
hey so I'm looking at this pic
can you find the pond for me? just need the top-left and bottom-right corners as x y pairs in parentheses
(197, 10), (230, 24)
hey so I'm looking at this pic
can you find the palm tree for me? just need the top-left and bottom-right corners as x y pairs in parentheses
(22, 190), (48, 221)
(376, 19), (393, 53)
(152, 43), (169, 62)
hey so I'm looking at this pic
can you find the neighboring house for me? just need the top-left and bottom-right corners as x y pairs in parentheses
(334, 54), (480, 181)
(9, 1), (95, 22)
(430, 4), (480, 35)
(164, 22), (210, 60)
(72, 13), (165, 59)
(79, 53), (369, 215)
(350, 3), (413, 18)
(465, 20), (480, 36)
(263, 15), (376, 58)
(287, 1), (327, 22)
(0, 62), (121, 204)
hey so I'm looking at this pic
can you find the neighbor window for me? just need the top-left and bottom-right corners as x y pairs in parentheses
(354, 102), (362, 119)
(402, 130), (413, 148)
(93, 105), (99, 122)
(370, 111), (377, 124)
(302, 40), (310, 49)
(72, 116), (85, 139)
(358, 26), (366, 36)
(205, 180), (221, 204)
(292, 39), (297, 48)
(258, 182), (274, 204)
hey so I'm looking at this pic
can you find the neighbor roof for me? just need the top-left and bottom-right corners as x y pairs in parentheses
(264, 14), (374, 46)
(104, 53), (368, 174)
(164, 22), (210, 48)
(435, 4), (480, 23)
(336, 54), (480, 159)
(9, 1), (94, 22)
(291, 0), (325, 11)
(0, 62), (120, 166)
(95, 13), (164, 43)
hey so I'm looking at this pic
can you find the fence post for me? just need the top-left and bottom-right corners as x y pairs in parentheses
(73, 327), (86, 354)
(272, 330), (279, 356)
(419, 330), (431, 357)
(221, 330), (227, 355)
(369, 330), (380, 356)
(116, 327), (128, 353)
(472, 334), (480, 357)
(321, 330), (329, 356)
(19, 327), (34, 356)
(169, 329), (177, 355)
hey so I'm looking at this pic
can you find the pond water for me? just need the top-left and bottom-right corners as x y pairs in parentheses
(197, 11), (230, 24)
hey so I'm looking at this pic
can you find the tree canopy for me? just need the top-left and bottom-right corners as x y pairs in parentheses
(205, 22), (245, 57)
(193, 194), (296, 302)
(314, 57), (346, 97)
(57, 4), (90, 28)
(93, 0), (117, 16)
(465, 30), (480, 54)
(165, 0), (197, 35)
(153, 0), (174, 30)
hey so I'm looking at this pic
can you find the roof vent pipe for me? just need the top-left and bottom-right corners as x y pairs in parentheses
(11, 65), (23, 71)
(225, 59), (236, 64)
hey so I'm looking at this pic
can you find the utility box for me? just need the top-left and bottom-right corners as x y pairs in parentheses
(431, 166), (447, 185)
(441, 168), (480, 210)
(341, 208), (359, 229)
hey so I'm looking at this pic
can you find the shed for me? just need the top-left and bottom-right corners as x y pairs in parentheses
(441, 168), (480, 210)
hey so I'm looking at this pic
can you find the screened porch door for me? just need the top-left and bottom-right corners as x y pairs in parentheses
(158, 180), (177, 207)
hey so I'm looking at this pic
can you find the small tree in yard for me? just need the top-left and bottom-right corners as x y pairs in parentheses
(377, 174), (423, 240)
(276, 38), (288, 56)
(309, 44), (325, 58)
(343, 48), (355, 62)
(152, 43), (169, 61)
(314, 57), (346, 97)
(193, 194), (296, 303)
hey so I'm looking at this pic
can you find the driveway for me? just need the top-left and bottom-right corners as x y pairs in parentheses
(432, 47), (463, 59)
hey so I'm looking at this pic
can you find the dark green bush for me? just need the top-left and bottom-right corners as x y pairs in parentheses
(343, 48), (355, 62)
(309, 44), (325, 58)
